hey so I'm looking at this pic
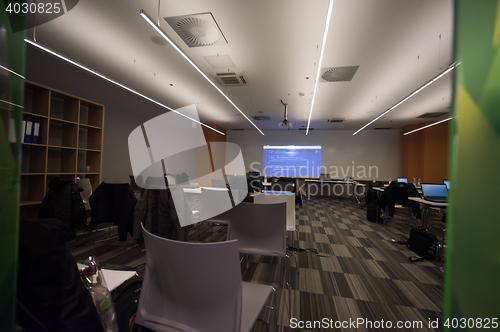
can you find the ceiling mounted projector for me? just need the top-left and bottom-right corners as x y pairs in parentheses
(279, 100), (292, 129)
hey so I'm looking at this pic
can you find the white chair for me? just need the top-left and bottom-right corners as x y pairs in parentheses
(226, 202), (290, 331)
(200, 187), (232, 241)
(77, 178), (92, 211)
(136, 223), (273, 332)
(254, 192), (299, 269)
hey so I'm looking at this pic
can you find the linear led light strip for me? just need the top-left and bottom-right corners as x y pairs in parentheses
(140, 9), (264, 136)
(0, 99), (24, 109)
(403, 117), (452, 135)
(24, 39), (226, 136)
(0, 64), (25, 79)
(353, 62), (460, 136)
(306, 0), (334, 135)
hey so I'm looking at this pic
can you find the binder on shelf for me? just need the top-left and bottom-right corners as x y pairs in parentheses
(24, 120), (33, 143)
(32, 122), (40, 144)
(9, 119), (16, 143)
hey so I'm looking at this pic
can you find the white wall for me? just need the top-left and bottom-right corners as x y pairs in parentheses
(227, 129), (402, 180)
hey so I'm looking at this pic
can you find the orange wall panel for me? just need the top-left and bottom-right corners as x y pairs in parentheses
(196, 124), (226, 186)
(401, 121), (448, 184)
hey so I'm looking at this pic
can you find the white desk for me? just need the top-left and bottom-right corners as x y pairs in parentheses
(408, 197), (447, 230)
(78, 263), (137, 292)
(102, 269), (138, 291)
(182, 186), (229, 195)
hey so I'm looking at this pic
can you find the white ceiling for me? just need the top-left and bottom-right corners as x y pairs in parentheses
(28, 0), (454, 133)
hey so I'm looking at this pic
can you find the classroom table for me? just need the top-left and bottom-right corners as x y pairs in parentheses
(408, 197), (447, 230)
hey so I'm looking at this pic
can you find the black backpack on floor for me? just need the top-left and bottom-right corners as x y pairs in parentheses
(405, 228), (438, 262)
(366, 201), (381, 222)
(112, 276), (144, 332)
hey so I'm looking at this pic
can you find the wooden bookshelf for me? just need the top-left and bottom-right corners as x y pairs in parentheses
(19, 81), (104, 218)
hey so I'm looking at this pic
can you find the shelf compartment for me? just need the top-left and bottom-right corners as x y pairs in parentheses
(80, 101), (103, 128)
(47, 147), (77, 174)
(50, 92), (79, 122)
(21, 144), (47, 173)
(46, 174), (77, 188)
(77, 150), (101, 174)
(78, 126), (102, 150)
(48, 121), (78, 147)
(24, 83), (50, 116)
(22, 115), (48, 145)
(20, 174), (45, 204)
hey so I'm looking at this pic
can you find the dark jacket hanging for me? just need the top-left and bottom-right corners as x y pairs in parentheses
(377, 182), (421, 217)
(38, 177), (86, 241)
(133, 188), (190, 242)
(86, 182), (137, 241)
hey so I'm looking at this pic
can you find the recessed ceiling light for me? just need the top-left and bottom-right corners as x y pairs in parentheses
(258, 111), (264, 114)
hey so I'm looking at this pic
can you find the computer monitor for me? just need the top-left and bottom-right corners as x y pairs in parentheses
(397, 178), (408, 183)
(443, 179), (450, 190)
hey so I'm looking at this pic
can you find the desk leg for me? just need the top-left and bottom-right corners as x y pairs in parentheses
(419, 203), (429, 231)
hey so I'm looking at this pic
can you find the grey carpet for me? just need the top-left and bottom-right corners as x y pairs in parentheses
(69, 196), (445, 331)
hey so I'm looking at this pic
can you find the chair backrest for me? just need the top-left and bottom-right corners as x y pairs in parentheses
(137, 224), (243, 332)
(77, 178), (92, 203)
(227, 202), (287, 257)
(201, 187), (232, 221)
(211, 179), (227, 188)
(254, 192), (296, 232)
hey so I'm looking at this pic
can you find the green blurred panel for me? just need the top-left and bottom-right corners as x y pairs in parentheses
(445, 0), (500, 330)
(0, 2), (25, 331)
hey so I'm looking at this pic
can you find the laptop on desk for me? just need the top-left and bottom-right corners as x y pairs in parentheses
(421, 184), (448, 203)
(397, 178), (408, 183)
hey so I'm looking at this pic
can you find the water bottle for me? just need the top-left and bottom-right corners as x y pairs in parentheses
(389, 177), (392, 184)
(413, 178), (416, 186)
(417, 178), (421, 187)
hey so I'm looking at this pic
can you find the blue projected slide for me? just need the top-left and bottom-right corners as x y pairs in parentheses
(262, 145), (322, 177)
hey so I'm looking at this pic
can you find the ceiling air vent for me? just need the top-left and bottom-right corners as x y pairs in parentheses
(164, 13), (228, 48)
(252, 116), (271, 121)
(417, 112), (448, 118)
(214, 71), (248, 86)
(327, 118), (346, 123)
(320, 66), (359, 82)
